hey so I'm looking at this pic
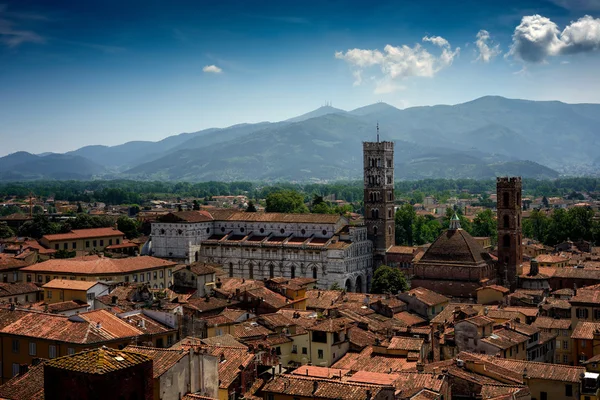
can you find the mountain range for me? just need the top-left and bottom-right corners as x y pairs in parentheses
(2, 95), (600, 182)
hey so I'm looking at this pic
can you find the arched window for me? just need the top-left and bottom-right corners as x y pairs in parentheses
(373, 226), (378, 236)
(503, 234), (510, 248)
(312, 267), (318, 279)
(194, 251), (199, 262)
(503, 215), (509, 228)
(503, 192), (509, 208)
(291, 265), (296, 279)
(388, 226), (392, 235)
(229, 262), (234, 277)
(269, 264), (274, 279)
(517, 192), (521, 207)
(248, 263), (254, 279)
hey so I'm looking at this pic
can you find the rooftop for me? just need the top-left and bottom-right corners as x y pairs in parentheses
(42, 227), (124, 242)
(418, 227), (490, 265)
(45, 347), (151, 374)
(402, 287), (449, 306)
(22, 256), (177, 276)
(42, 279), (103, 291)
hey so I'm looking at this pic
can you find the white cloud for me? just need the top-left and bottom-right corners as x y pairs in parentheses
(202, 65), (223, 74)
(474, 30), (501, 62)
(547, 0), (600, 11)
(508, 14), (600, 63)
(422, 35), (450, 48)
(335, 36), (459, 93)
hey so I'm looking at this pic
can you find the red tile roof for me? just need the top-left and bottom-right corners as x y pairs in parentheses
(262, 375), (388, 400)
(46, 347), (151, 374)
(402, 287), (449, 306)
(21, 256), (176, 275)
(387, 336), (424, 351)
(124, 345), (187, 378)
(332, 346), (416, 373)
(42, 279), (104, 291)
(0, 282), (41, 297)
(571, 321), (600, 340)
(42, 227), (124, 242)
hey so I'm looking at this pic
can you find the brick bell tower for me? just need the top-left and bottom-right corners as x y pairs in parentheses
(496, 176), (523, 290)
(364, 126), (395, 266)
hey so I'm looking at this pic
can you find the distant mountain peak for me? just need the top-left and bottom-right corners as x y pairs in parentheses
(285, 105), (346, 123)
(349, 102), (399, 116)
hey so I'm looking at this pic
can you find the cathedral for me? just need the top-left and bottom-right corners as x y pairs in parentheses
(147, 133), (522, 296)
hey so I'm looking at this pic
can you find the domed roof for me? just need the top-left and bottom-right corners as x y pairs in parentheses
(419, 228), (489, 265)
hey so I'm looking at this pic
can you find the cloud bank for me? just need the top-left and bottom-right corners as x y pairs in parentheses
(335, 36), (459, 93)
(508, 14), (600, 63)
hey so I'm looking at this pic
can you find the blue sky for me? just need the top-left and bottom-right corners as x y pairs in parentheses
(1, 0), (600, 156)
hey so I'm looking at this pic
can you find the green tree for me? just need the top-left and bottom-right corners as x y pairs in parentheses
(522, 209), (549, 242)
(371, 265), (409, 294)
(54, 249), (76, 259)
(265, 190), (308, 213)
(117, 216), (140, 239)
(329, 282), (343, 291)
(0, 222), (15, 239)
(472, 209), (497, 244)
(192, 200), (200, 211)
(32, 205), (44, 215)
(17, 215), (60, 239)
(246, 201), (257, 212)
(412, 215), (442, 245)
(77, 202), (83, 213)
(0, 205), (22, 217)
(395, 204), (415, 245)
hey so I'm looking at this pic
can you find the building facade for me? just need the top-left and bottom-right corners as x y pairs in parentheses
(150, 212), (373, 292)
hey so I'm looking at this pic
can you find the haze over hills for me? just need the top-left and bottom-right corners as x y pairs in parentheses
(2, 95), (599, 182)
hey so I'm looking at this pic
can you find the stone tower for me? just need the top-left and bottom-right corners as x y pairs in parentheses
(496, 176), (523, 290)
(364, 134), (395, 265)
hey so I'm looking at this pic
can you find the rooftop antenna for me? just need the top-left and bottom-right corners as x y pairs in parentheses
(376, 122), (380, 142)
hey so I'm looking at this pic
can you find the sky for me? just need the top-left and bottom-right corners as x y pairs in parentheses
(1, 0), (600, 156)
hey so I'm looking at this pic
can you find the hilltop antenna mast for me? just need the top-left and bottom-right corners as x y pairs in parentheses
(376, 122), (379, 142)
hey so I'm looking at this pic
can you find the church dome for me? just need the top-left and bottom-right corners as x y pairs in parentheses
(419, 228), (489, 265)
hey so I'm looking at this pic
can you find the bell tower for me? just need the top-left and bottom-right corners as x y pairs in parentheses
(364, 128), (395, 266)
(496, 176), (523, 290)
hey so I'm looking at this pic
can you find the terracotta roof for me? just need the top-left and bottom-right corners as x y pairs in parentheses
(45, 300), (89, 313)
(402, 287), (449, 306)
(571, 290), (600, 305)
(534, 254), (568, 263)
(502, 307), (539, 318)
(185, 297), (239, 314)
(45, 347), (151, 374)
(571, 321), (600, 340)
(481, 328), (528, 349)
(430, 303), (485, 325)
(121, 312), (175, 335)
(42, 279), (104, 291)
(392, 311), (426, 326)
(460, 352), (585, 383)
(208, 346), (254, 389)
(22, 256), (176, 276)
(232, 320), (274, 339)
(211, 211), (343, 224)
(174, 262), (219, 276)
(0, 360), (45, 400)
(460, 315), (495, 327)
(418, 228), (489, 265)
(332, 346), (416, 373)
(347, 326), (384, 349)
(79, 309), (145, 338)
(291, 365), (351, 379)
(0, 253), (28, 271)
(124, 345), (187, 378)
(244, 286), (291, 309)
(485, 309), (525, 322)
(532, 317), (572, 331)
(42, 227), (124, 242)
(306, 290), (343, 310)
(200, 334), (246, 348)
(387, 336), (424, 351)
(551, 288), (575, 296)
(477, 285), (510, 294)
(0, 282), (41, 297)
(387, 246), (416, 255)
(307, 317), (349, 333)
(262, 375), (387, 400)
(258, 313), (296, 329)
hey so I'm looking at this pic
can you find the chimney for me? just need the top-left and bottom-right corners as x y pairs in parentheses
(312, 381), (318, 394)
(139, 319), (146, 329)
(19, 364), (28, 376)
(529, 260), (539, 276)
(416, 361), (424, 372)
(111, 296), (118, 305)
(96, 322), (102, 329)
(366, 389), (372, 400)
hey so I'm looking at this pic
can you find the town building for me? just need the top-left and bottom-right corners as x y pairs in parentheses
(20, 256), (177, 289)
(40, 227), (125, 254)
(41, 279), (109, 309)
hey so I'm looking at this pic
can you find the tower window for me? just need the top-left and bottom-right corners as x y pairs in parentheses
(503, 234), (510, 248)
(503, 192), (509, 208)
(373, 226), (378, 236)
(503, 215), (510, 228)
(312, 267), (318, 279)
